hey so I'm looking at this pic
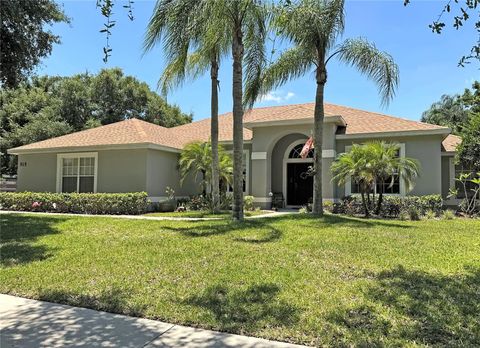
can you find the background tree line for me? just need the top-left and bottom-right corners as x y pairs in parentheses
(0, 68), (192, 175)
(422, 81), (480, 171)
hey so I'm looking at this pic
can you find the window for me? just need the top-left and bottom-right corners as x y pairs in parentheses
(227, 151), (249, 193)
(57, 153), (97, 193)
(289, 143), (314, 159)
(346, 144), (404, 196)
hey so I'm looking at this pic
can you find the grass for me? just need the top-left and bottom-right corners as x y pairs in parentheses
(144, 210), (273, 218)
(1, 213), (479, 346)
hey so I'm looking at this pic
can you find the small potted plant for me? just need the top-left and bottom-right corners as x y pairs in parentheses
(158, 186), (177, 212)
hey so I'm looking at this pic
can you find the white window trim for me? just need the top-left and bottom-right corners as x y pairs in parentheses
(56, 152), (98, 193)
(226, 149), (250, 195)
(344, 143), (406, 197)
(283, 139), (314, 207)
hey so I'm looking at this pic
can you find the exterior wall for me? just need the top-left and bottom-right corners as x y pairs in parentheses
(146, 149), (200, 198)
(335, 134), (445, 198)
(16, 153), (57, 192)
(97, 149), (148, 193)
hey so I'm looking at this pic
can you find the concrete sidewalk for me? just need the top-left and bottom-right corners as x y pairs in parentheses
(0, 294), (307, 348)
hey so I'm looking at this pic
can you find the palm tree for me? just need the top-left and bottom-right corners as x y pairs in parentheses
(365, 141), (420, 215)
(331, 144), (376, 217)
(254, 0), (399, 216)
(178, 141), (233, 196)
(331, 141), (420, 217)
(145, 0), (268, 220)
(144, 0), (230, 213)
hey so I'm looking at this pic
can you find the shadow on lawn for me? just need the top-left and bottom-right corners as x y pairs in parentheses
(185, 283), (300, 333)
(0, 214), (64, 267)
(328, 265), (480, 346)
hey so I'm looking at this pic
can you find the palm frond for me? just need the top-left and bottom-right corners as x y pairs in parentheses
(333, 38), (399, 106)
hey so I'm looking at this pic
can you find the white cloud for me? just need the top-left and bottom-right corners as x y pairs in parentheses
(259, 90), (295, 103)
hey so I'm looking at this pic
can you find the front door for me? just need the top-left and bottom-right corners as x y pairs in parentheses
(287, 162), (313, 206)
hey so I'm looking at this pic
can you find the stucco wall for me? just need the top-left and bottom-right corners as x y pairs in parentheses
(16, 153), (57, 192)
(146, 149), (200, 197)
(97, 149), (148, 193)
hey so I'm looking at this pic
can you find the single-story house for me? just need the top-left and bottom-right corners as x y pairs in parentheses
(8, 102), (462, 208)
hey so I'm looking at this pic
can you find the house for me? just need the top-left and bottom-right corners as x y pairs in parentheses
(8, 102), (461, 208)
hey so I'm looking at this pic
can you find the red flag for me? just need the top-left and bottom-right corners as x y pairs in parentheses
(300, 137), (314, 159)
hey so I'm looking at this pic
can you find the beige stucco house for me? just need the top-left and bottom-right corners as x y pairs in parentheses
(8, 103), (461, 208)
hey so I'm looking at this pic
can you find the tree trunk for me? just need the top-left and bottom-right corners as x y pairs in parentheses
(312, 63), (327, 215)
(375, 180), (384, 215)
(361, 191), (370, 218)
(232, 25), (244, 221)
(210, 58), (220, 213)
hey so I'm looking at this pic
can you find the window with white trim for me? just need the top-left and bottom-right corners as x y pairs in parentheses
(346, 144), (405, 196)
(57, 153), (97, 193)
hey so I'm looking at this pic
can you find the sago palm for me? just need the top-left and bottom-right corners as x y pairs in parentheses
(144, 0), (230, 213)
(253, 0), (399, 215)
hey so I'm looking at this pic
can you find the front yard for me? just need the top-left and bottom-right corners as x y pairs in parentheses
(1, 213), (479, 346)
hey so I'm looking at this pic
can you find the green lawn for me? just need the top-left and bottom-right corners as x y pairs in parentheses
(144, 210), (273, 218)
(1, 213), (479, 346)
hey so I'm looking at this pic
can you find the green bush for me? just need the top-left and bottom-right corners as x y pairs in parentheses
(0, 192), (149, 215)
(243, 195), (255, 211)
(334, 194), (443, 218)
(441, 209), (456, 220)
(408, 206), (421, 221)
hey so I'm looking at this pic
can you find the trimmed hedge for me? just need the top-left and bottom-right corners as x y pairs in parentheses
(0, 192), (149, 215)
(333, 194), (443, 218)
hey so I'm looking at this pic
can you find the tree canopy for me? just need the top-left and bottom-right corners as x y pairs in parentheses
(0, 0), (69, 88)
(0, 68), (192, 175)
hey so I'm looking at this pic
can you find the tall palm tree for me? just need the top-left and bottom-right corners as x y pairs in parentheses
(145, 0), (268, 220)
(254, 0), (399, 215)
(179, 141), (233, 196)
(144, 0), (230, 213)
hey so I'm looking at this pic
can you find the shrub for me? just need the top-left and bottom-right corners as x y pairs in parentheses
(243, 195), (255, 211)
(424, 210), (437, 220)
(323, 200), (334, 213)
(299, 206), (309, 214)
(334, 194), (443, 219)
(408, 206), (421, 221)
(441, 209), (456, 220)
(0, 192), (149, 215)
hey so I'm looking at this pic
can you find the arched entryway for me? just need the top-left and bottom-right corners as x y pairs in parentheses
(283, 140), (314, 206)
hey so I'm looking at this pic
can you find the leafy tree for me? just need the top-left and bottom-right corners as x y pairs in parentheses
(331, 141), (420, 217)
(0, 0), (69, 87)
(404, 0), (479, 66)
(179, 141), (233, 198)
(144, 0), (231, 214)
(256, 0), (399, 215)
(457, 113), (480, 171)
(421, 95), (469, 134)
(0, 68), (192, 175)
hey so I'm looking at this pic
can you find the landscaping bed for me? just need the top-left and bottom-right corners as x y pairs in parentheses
(144, 210), (274, 218)
(1, 213), (479, 346)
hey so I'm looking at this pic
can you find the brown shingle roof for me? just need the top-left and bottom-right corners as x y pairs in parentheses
(442, 134), (462, 152)
(9, 102), (452, 153)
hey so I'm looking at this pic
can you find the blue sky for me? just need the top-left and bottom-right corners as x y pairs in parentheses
(39, 0), (478, 121)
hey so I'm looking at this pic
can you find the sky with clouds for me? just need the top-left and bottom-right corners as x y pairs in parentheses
(38, 1), (478, 122)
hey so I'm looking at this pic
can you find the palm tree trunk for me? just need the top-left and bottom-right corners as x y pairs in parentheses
(211, 58), (220, 214)
(232, 25), (244, 221)
(361, 191), (369, 217)
(375, 180), (384, 215)
(312, 64), (326, 216)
